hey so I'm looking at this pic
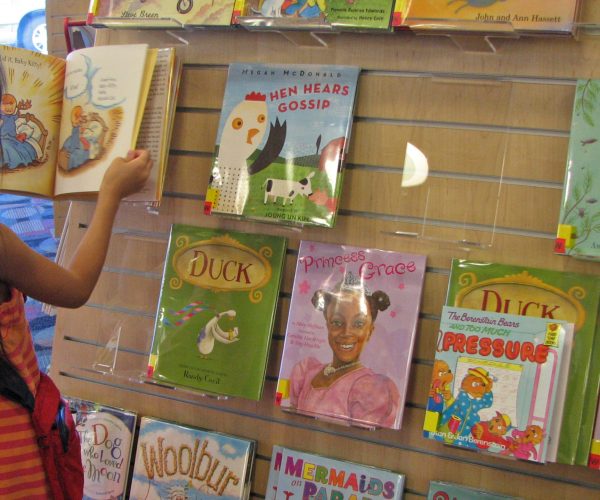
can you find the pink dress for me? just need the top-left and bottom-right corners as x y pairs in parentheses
(289, 357), (401, 428)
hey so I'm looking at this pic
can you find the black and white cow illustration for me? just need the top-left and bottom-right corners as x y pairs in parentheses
(263, 172), (315, 205)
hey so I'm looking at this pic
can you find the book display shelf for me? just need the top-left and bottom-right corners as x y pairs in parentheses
(46, 0), (600, 498)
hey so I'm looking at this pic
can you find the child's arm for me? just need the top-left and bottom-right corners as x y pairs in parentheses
(0, 149), (152, 308)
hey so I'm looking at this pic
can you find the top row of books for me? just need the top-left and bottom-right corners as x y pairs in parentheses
(88, 0), (583, 36)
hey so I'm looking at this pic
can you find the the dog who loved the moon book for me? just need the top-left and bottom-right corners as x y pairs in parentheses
(204, 63), (360, 228)
(148, 224), (286, 400)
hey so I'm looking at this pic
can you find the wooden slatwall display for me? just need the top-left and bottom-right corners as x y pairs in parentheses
(46, 0), (600, 498)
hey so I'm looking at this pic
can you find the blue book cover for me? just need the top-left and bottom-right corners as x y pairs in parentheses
(427, 480), (520, 500)
(129, 416), (256, 499)
(423, 306), (573, 463)
(66, 397), (137, 500)
(204, 63), (359, 228)
(268, 446), (405, 499)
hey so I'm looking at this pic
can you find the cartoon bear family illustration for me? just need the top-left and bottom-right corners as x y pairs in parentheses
(427, 360), (545, 461)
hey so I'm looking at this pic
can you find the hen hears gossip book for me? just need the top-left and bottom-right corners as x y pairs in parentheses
(148, 224), (286, 400)
(0, 43), (179, 203)
(204, 63), (360, 228)
(276, 240), (426, 429)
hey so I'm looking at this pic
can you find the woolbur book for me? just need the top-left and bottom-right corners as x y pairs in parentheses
(276, 240), (426, 429)
(129, 416), (255, 499)
(555, 79), (600, 261)
(446, 259), (600, 465)
(148, 224), (286, 400)
(0, 43), (177, 203)
(423, 306), (573, 463)
(266, 445), (405, 500)
(65, 396), (137, 500)
(88, 0), (236, 27)
(204, 63), (359, 228)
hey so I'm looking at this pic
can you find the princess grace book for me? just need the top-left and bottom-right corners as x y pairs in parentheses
(148, 224), (286, 400)
(423, 306), (573, 464)
(65, 397), (137, 500)
(267, 446), (405, 499)
(129, 416), (255, 499)
(446, 259), (600, 466)
(204, 63), (360, 228)
(555, 79), (600, 261)
(276, 240), (426, 429)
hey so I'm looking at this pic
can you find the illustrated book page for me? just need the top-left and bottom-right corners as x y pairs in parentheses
(276, 240), (426, 429)
(555, 79), (600, 261)
(129, 416), (255, 499)
(204, 63), (360, 228)
(89, 0), (236, 27)
(271, 446), (405, 499)
(148, 224), (287, 400)
(423, 306), (572, 464)
(445, 258), (600, 465)
(405, 0), (581, 34)
(65, 396), (137, 500)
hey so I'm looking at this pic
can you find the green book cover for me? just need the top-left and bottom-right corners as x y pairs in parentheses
(446, 259), (600, 465)
(148, 224), (287, 400)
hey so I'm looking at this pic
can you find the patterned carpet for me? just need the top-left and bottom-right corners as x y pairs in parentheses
(0, 194), (58, 374)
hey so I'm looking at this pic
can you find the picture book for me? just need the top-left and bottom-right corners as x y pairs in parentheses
(233, 0), (395, 31)
(267, 446), (405, 500)
(129, 416), (255, 499)
(423, 306), (573, 464)
(65, 396), (137, 500)
(0, 43), (178, 203)
(88, 0), (236, 27)
(204, 63), (360, 228)
(276, 240), (426, 429)
(148, 224), (287, 400)
(588, 396), (600, 469)
(391, 0), (410, 28)
(427, 481), (520, 500)
(404, 0), (581, 35)
(555, 79), (600, 261)
(445, 259), (600, 465)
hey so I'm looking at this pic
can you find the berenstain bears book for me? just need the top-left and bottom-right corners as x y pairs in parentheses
(445, 259), (600, 465)
(88, 0), (236, 27)
(148, 224), (286, 400)
(267, 446), (405, 500)
(405, 0), (581, 35)
(0, 43), (178, 203)
(129, 416), (255, 499)
(204, 63), (359, 228)
(65, 396), (137, 500)
(276, 240), (426, 429)
(555, 79), (600, 261)
(423, 306), (573, 464)
(427, 481), (520, 500)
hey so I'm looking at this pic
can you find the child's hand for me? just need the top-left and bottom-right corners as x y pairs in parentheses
(100, 149), (153, 201)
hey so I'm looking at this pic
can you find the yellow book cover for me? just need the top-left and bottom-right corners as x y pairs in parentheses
(405, 0), (581, 34)
(0, 43), (176, 202)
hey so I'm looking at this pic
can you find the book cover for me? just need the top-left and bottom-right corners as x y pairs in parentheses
(427, 480), (520, 500)
(129, 416), (255, 499)
(204, 63), (360, 228)
(89, 0), (236, 27)
(148, 224), (287, 400)
(234, 0), (395, 31)
(269, 446), (405, 499)
(391, 0), (410, 28)
(276, 240), (426, 429)
(405, 0), (580, 34)
(65, 396), (137, 500)
(555, 79), (600, 261)
(589, 398), (600, 469)
(445, 259), (600, 465)
(0, 43), (176, 202)
(265, 445), (284, 500)
(423, 306), (572, 463)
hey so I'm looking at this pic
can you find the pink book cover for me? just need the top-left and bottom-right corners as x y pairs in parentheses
(275, 240), (426, 429)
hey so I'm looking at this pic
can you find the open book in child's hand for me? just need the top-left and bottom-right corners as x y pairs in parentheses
(0, 43), (179, 203)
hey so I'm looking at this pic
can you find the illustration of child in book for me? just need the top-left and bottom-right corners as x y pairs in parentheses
(471, 411), (512, 452)
(287, 272), (400, 427)
(0, 93), (40, 169)
(502, 424), (545, 461)
(438, 367), (494, 447)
